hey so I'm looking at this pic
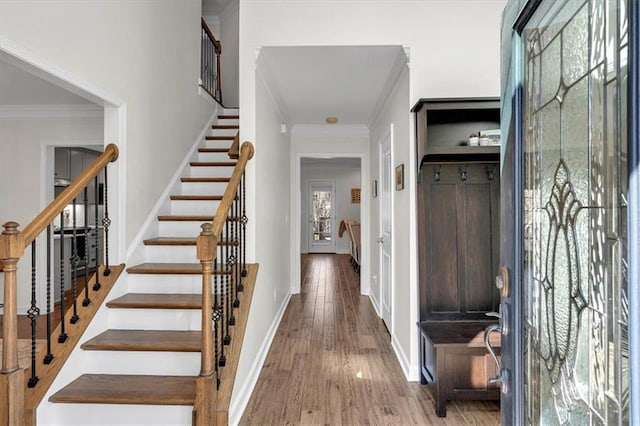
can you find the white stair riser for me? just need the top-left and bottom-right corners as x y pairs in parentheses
(108, 308), (201, 331)
(144, 245), (232, 263)
(159, 221), (209, 238)
(38, 403), (193, 425)
(83, 351), (200, 376)
(179, 181), (229, 195)
(189, 166), (235, 178)
(216, 120), (239, 127)
(202, 140), (234, 149)
(126, 274), (203, 294)
(208, 129), (237, 137)
(170, 199), (221, 215)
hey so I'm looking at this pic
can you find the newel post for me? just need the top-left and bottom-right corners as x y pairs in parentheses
(194, 222), (217, 425)
(0, 221), (25, 425)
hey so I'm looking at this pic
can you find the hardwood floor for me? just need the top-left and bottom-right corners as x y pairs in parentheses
(240, 254), (500, 425)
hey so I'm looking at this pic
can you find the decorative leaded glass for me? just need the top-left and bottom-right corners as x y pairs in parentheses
(522, 0), (629, 424)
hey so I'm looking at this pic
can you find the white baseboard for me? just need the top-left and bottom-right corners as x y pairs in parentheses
(391, 334), (419, 381)
(369, 292), (381, 317)
(125, 109), (219, 262)
(229, 292), (292, 425)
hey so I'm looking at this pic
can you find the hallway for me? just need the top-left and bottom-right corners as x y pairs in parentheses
(240, 254), (500, 425)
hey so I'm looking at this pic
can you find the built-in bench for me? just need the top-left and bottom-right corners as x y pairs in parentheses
(418, 321), (501, 417)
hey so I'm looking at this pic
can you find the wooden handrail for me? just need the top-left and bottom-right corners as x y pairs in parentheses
(211, 142), (253, 238)
(201, 18), (221, 53)
(21, 144), (118, 246)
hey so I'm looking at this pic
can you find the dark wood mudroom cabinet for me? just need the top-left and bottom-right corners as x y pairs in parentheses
(413, 98), (502, 416)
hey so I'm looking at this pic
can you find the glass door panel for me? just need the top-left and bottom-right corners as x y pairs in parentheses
(309, 182), (336, 253)
(521, 0), (629, 424)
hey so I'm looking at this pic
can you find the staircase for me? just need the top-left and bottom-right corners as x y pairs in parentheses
(44, 110), (253, 424)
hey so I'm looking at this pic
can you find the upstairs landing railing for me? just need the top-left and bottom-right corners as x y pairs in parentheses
(201, 17), (223, 105)
(193, 141), (254, 425)
(0, 144), (119, 425)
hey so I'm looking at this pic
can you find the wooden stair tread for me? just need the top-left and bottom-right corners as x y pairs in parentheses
(212, 125), (239, 129)
(127, 262), (233, 274)
(143, 237), (238, 246)
(107, 293), (202, 309)
(82, 330), (201, 352)
(157, 215), (240, 222)
(218, 115), (239, 119)
(181, 177), (230, 183)
(205, 135), (235, 140)
(50, 374), (197, 405)
(170, 194), (224, 201)
(198, 147), (229, 153)
(189, 161), (236, 167)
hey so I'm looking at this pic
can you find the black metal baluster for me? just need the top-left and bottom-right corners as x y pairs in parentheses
(58, 211), (67, 343)
(216, 252), (226, 367)
(224, 221), (231, 345)
(70, 199), (79, 324)
(240, 172), (247, 291)
(44, 225), (53, 364)
(233, 193), (240, 309)
(213, 254), (222, 380)
(93, 176), (101, 290)
(27, 241), (40, 388)
(82, 187), (90, 307)
(102, 166), (111, 277)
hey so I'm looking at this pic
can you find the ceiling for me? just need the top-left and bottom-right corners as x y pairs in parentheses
(257, 46), (407, 126)
(0, 58), (96, 106)
(202, 0), (236, 17)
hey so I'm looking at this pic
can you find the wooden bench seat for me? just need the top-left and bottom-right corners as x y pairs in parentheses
(418, 321), (501, 417)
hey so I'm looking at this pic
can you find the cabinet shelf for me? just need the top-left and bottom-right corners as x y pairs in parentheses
(421, 145), (500, 165)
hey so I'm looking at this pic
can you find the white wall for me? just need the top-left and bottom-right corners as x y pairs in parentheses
(369, 68), (415, 378)
(300, 164), (361, 254)
(231, 73), (291, 421)
(0, 0), (215, 249)
(219, 5), (239, 106)
(0, 115), (103, 310)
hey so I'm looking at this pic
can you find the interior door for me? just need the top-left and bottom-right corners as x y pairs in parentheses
(379, 131), (393, 329)
(308, 181), (336, 253)
(496, 0), (632, 424)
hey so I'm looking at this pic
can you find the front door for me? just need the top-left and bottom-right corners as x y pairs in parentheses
(498, 0), (632, 424)
(308, 181), (336, 253)
(379, 130), (393, 330)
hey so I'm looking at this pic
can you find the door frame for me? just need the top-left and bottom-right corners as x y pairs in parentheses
(307, 180), (337, 253)
(291, 153), (369, 296)
(378, 127), (394, 331)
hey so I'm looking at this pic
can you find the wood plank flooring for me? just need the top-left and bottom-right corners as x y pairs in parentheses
(240, 254), (500, 425)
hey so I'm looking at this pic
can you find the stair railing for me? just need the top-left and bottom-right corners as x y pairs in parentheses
(194, 141), (253, 425)
(201, 17), (223, 105)
(0, 144), (119, 425)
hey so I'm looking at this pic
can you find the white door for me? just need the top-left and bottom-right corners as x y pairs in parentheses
(379, 131), (392, 329)
(308, 181), (336, 253)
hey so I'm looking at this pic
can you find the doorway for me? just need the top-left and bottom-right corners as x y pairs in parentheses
(308, 181), (336, 253)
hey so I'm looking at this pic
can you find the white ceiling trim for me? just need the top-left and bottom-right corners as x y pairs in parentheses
(290, 124), (369, 137)
(0, 104), (103, 119)
(367, 47), (410, 128)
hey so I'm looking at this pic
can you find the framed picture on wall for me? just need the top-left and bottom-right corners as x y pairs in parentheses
(395, 164), (404, 190)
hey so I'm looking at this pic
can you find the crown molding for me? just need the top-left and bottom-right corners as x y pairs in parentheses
(0, 104), (103, 119)
(290, 124), (370, 137)
(367, 46), (410, 128)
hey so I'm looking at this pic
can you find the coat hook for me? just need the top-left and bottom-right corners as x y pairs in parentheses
(434, 165), (441, 182)
(460, 165), (468, 181)
(486, 165), (497, 181)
